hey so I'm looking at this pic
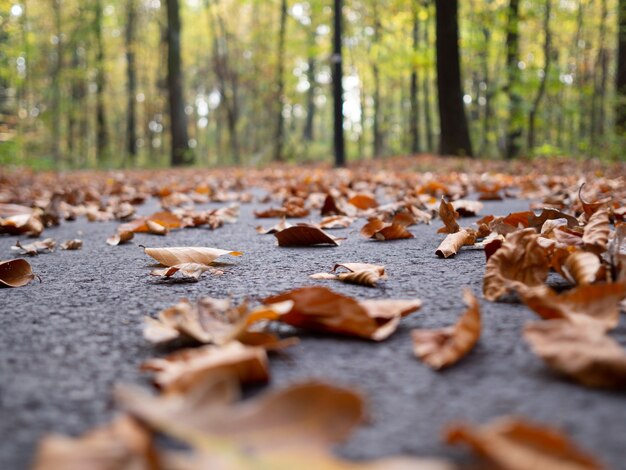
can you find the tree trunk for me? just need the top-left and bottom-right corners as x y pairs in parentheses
(273, 0), (288, 162)
(422, 6), (434, 153)
(95, 0), (109, 163)
(332, 0), (345, 167)
(166, 0), (192, 166)
(125, 0), (137, 163)
(527, 0), (552, 154)
(435, 0), (473, 156)
(303, 29), (316, 142)
(505, 0), (522, 159)
(617, 0), (626, 132)
(409, 1), (420, 154)
(372, 7), (383, 158)
(52, 0), (62, 165)
(591, 0), (608, 149)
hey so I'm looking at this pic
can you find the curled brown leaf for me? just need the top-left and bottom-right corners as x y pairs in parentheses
(0, 258), (37, 287)
(435, 229), (476, 258)
(274, 223), (340, 247)
(143, 246), (242, 266)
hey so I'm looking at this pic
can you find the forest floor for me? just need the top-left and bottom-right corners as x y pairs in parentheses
(1, 157), (625, 469)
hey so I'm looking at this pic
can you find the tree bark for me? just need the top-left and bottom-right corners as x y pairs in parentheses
(52, 0), (62, 165)
(505, 0), (522, 159)
(95, 0), (109, 163)
(372, 5), (383, 158)
(435, 0), (473, 156)
(617, 0), (626, 132)
(332, 0), (345, 167)
(125, 0), (137, 162)
(409, 1), (420, 154)
(527, 0), (552, 154)
(303, 29), (316, 142)
(166, 0), (192, 166)
(273, 0), (288, 161)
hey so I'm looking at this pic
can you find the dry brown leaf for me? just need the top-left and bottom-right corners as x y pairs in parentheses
(0, 213), (44, 237)
(333, 263), (387, 277)
(562, 251), (602, 285)
(452, 199), (483, 217)
(437, 197), (460, 234)
(483, 228), (549, 301)
(361, 218), (414, 241)
(119, 211), (182, 234)
(263, 286), (421, 341)
(579, 182), (612, 218)
(445, 416), (603, 470)
(582, 206), (610, 254)
(319, 215), (355, 229)
(150, 263), (213, 281)
(143, 297), (293, 346)
(0, 258), (37, 287)
(34, 415), (158, 470)
(320, 194), (344, 216)
(524, 320), (626, 389)
(146, 219), (169, 235)
(143, 246), (242, 266)
(255, 218), (292, 234)
(435, 229), (476, 258)
(116, 380), (364, 453)
(12, 238), (56, 256)
(141, 342), (269, 393)
(106, 230), (134, 246)
(412, 290), (481, 370)
(274, 223), (340, 247)
(311, 270), (381, 287)
(348, 193), (378, 210)
(60, 239), (83, 250)
(528, 208), (580, 230)
(516, 282), (626, 331)
(0, 203), (33, 217)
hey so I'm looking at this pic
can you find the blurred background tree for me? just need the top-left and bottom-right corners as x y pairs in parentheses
(0, 0), (623, 169)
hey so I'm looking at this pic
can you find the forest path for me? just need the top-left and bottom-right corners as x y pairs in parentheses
(1, 196), (624, 469)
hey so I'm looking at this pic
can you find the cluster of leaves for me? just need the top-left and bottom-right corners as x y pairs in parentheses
(2, 157), (625, 468)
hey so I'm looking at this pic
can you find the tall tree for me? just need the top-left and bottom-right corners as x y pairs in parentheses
(303, 27), (317, 142)
(94, 0), (109, 162)
(505, 0), (522, 159)
(371, 3), (383, 157)
(617, 0), (626, 132)
(51, 0), (62, 165)
(125, 0), (137, 162)
(166, 0), (192, 166)
(274, 0), (288, 161)
(527, 0), (552, 154)
(409, 0), (420, 154)
(435, 0), (472, 156)
(332, 0), (345, 167)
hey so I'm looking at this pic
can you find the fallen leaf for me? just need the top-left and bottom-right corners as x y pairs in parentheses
(445, 416), (603, 470)
(333, 263), (387, 277)
(582, 206), (610, 254)
(483, 229), (549, 301)
(116, 380), (364, 452)
(528, 208), (580, 230)
(12, 238), (56, 256)
(0, 258), (37, 287)
(516, 282), (626, 331)
(256, 218), (292, 234)
(0, 213), (44, 237)
(119, 210), (182, 234)
(274, 223), (340, 247)
(141, 342), (270, 393)
(150, 263), (214, 281)
(60, 239), (83, 250)
(263, 286), (421, 340)
(579, 182), (611, 218)
(106, 230), (134, 246)
(348, 193), (378, 210)
(34, 416), (158, 470)
(361, 217), (414, 241)
(412, 290), (481, 370)
(435, 229), (476, 258)
(319, 215), (355, 229)
(524, 320), (626, 389)
(143, 297), (294, 346)
(146, 219), (169, 235)
(320, 194), (344, 216)
(562, 251), (602, 285)
(437, 197), (460, 234)
(311, 270), (381, 287)
(452, 199), (483, 217)
(143, 246), (242, 266)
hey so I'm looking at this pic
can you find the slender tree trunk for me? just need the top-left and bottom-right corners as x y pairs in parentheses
(303, 29), (316, 142)
(409, 0), (420, 154)
(332, 0), (345, 166)
(479, 26), (492, 157)
(422, 7), (434, 153)
(95, 0), (109, 163)
(435, 0), (473, 156)
(372, 7), (383, 158)
(505, 0), (522, 159)
(273, 0), (288, 161)
(166, 0), (192, 166)
(527, 0), (552, 154)
(125, 0), (137, 163)
(591, 0), (608, 148)
(52, 0), (62, 165)
(617, 0), (626, 132)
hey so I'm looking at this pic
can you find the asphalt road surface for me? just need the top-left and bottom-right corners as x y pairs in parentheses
(1, 196), (625, 469)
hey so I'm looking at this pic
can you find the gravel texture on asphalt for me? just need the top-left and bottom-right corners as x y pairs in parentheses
(1, 196), (625, 469)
